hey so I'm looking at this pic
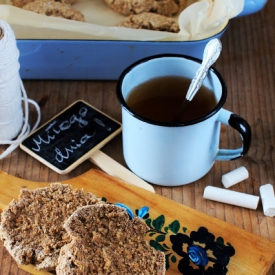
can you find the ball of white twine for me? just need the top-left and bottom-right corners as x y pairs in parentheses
(0, 19), (41, 159)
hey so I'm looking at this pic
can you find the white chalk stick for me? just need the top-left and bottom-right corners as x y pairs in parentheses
(221, 166), (249, 188)
(203, 186), (259, 209)
(259, 184), (275, 217)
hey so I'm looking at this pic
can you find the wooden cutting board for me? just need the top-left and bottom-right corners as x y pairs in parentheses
(0, 169), (274, 275)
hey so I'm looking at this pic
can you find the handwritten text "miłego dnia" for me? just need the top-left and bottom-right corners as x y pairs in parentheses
(31, 107), (95, 162)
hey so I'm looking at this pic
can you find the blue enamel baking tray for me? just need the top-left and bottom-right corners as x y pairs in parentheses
(17, 0), (267, 80)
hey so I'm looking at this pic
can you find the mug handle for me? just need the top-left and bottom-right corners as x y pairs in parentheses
(237, 0), (267, 17)
(215, 109), (252, 161)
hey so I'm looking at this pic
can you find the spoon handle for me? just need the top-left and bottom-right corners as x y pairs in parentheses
(186, 39), (222, 101)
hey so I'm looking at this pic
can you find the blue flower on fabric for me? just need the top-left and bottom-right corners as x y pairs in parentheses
(170, 227), (235, 275)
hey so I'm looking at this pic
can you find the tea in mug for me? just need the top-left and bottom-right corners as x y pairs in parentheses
(126, 76), (217, 123)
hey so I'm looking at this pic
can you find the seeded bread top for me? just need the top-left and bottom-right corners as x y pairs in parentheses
(22, 0), (85, 21)
(117, 12), (180, 33)
(104, 0), (183, 16)
(56, 204), (166, 275)
(0, 183), (102, 271)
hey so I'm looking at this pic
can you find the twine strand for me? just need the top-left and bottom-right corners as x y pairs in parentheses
(0, 19), (41, 159)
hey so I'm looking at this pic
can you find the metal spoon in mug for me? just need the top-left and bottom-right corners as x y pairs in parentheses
(174, 38), (222, 121)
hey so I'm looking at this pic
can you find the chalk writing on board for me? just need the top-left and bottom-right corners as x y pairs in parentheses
(55, 134), (95, 163)
(31, 107), (93, 153)
(21, 101), (121, 173)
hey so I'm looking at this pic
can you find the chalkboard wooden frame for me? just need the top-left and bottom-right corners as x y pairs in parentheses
(20, 100), (122, 174)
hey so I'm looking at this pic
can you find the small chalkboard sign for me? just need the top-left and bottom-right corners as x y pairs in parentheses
(20, 100), (122, 174)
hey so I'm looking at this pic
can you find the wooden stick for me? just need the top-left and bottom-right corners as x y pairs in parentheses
(89, 150), (155, 193)
(0, 28), (3, 40)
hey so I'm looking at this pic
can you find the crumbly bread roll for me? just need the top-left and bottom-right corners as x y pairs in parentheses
(56, 204), (166, 275)
(0, 183), (103, 271)
(10, 0), (76, 8)
(104, 0), (186, 17)
(22, 0), (85, 21)
(117, 12), (179, 33)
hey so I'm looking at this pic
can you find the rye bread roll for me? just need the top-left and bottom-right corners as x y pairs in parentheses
(56, 204), (166, 275)
(0, 183), (103, 271)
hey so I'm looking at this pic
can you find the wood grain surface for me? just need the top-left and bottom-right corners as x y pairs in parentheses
(0, 1), (275, 274)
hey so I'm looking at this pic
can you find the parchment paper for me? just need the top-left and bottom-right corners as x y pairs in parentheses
(0, 0), (244, 41)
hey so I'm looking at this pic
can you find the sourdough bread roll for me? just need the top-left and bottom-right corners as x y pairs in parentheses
(22, 0), (85, 21)
(117, 12), (180, 33)
(56, 204), (166, 275)
(0, 183), (103, 271)
(103, 0), (186, 16)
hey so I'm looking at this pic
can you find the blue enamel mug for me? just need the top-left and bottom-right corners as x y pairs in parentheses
(117, 54), (252, 186)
